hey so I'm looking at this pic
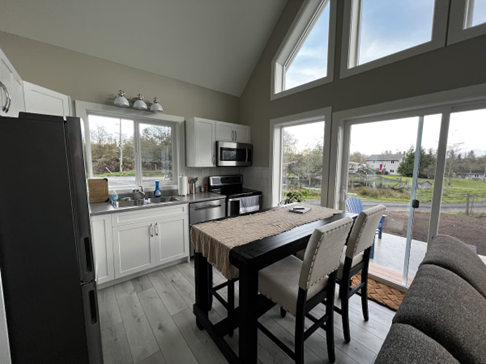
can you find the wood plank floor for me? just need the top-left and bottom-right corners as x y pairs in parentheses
(98, 260), (394, 364)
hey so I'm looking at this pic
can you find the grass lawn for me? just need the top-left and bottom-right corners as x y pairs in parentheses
(349, 177), (486, 204)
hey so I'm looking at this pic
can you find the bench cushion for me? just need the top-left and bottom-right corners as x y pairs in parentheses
(423, 234), (486, 299)
(375, 323), (459, 364)
(393, 264), (486, 364)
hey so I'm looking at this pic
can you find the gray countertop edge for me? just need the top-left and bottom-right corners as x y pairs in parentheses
(89, 192), (225, 216)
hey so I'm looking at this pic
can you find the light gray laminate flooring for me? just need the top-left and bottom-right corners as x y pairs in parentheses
(98, 261), (394, 364)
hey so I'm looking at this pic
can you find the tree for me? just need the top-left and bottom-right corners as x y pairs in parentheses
(444, 143), (463, 195)
(350, 151), (368, 165)
(397, 146), (436, 178)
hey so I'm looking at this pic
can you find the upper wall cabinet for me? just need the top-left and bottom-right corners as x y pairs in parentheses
(215, 121), (251, 143)
(186, 117), (217, 167)
(0, 47), (25, 117)
(186, 118), (251, 167)
(23, 81), (71, 118)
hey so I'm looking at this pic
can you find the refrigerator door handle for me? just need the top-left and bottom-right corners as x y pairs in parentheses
(82, 237), (94, 274)
(88, 290), (98, 324)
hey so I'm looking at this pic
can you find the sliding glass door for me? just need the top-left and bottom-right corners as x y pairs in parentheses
(344, 115), (441, 285)
(436, 108), (486, 264)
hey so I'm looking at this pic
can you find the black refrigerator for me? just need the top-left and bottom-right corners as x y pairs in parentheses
(0, 113), (103, 363)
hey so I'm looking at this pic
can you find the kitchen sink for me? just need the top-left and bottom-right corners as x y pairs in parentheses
(112, 191), (179, 208)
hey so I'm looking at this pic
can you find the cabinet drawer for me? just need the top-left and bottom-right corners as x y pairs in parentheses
(111, 204), (188, 226)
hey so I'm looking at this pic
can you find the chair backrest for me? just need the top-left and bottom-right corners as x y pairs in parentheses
(299, 217), (354, 290)
(346, 197), (364, 214)
(345, 205), (386, 259)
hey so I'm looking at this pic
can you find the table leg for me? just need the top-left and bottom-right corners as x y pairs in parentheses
(194, 252), (209, 329)
(239, 265), (259, 363)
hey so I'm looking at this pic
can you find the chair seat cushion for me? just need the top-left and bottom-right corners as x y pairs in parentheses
(337, 250), (364, 279)
(423, 234), (486, 299)
(394, 264), (486, 364)
(375, 323), (459, 364)
(259, 255), (328, 316)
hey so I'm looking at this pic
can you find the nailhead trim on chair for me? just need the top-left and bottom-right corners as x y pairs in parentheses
(306, 220), (354, 289)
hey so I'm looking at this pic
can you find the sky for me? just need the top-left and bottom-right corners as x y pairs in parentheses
(472, 0), (486, 27)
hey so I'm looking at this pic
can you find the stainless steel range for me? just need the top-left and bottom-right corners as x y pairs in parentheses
(208, 174), (262, 216)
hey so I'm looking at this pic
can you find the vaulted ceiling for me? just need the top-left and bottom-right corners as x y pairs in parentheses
(0, 0), (287, 96)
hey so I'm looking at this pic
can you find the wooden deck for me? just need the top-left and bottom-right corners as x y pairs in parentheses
(369, 262), (414, 286)
(98, 260), (394, 364)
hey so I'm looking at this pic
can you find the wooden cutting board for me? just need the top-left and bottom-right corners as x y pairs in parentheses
(88, 178), (109, 203)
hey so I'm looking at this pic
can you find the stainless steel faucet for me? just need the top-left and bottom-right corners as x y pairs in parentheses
(132, 186), (146, 198)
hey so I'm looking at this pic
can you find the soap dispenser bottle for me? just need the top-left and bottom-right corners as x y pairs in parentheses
(154, 181), (162, 197)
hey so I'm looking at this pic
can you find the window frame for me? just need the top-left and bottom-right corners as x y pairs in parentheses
(75, 101), (184, 191)
(340, 0), (450, 79)
(271, 0), (337, 101)
(269, 107), (332, 207)
(447, 0), (486, 44)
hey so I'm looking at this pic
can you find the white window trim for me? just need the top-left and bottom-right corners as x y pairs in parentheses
(447, 0), (486, 44)
(75, 101), (185, 191)
(340, 0), (450, 79)
(268, 107), (332, 207)
(271, 0), (337, 101)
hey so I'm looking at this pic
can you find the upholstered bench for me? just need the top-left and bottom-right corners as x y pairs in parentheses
(375, 234), (486, 364)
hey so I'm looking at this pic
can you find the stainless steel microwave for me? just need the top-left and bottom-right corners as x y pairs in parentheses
(217, 141), (252, 167)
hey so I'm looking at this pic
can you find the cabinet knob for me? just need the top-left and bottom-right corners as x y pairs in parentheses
(149, 223), (154, 237)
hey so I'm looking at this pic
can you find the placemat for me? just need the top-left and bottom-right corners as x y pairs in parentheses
(191, 203), (342, 279)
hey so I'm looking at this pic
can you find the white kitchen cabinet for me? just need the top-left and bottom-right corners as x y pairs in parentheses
(233, 124), (251, 143)
(186, 117), (216, 167)
(155, 215), (188, 265)
(91, 215), (114, 284)
(23, 81), (71, 117)
(0, 47), (24, 117)
(215, 120), (251, 143)
(113, 220), (156, 279)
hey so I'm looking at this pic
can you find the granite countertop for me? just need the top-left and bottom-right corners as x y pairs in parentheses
(90, 192), (224, 216)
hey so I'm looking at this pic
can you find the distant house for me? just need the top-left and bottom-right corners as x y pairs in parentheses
(366, 153), (405, 175)
(456, 170), (486, 181)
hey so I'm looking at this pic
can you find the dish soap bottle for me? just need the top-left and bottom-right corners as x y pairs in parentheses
(154, 181), (162, 197)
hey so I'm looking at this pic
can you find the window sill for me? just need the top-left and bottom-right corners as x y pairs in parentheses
(271, 75), (333, 101)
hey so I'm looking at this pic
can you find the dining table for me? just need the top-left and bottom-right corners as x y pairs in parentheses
(192, 208), (357, 364)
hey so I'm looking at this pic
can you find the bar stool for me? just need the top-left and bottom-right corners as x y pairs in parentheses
(335, 205), (386, 343)
(258, 217), (354, 363)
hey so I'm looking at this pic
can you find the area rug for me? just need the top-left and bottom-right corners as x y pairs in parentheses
(351, 274), (406, 311)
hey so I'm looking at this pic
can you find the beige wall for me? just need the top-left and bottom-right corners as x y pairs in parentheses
(240, 0), (486, 167)
(0, 31), (239, 123)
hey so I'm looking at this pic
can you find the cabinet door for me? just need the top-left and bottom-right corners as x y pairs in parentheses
(0, 54), (14, 117)
(155, 215), (188, 265)
(233, 124), (251, 143)
(113, 220), (155, 279)
(195, 118), (216, 167)
(23, 81), (71, 117)
(91, 215), (114, 284)
(0, 270), (11, 364)
(215, 121), (234, 142)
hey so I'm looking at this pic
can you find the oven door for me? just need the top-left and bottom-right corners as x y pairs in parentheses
(227, 195), (262, 216)
(217, 141), (252, 167)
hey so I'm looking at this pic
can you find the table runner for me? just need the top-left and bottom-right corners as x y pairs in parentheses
(191, 203), (342, 279)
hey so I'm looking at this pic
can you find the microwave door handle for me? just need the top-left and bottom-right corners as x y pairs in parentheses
(245, 147), (248, 163)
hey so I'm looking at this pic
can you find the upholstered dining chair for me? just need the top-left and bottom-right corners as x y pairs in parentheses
(335, 204), (386, 343)
(258, 217), (354, 364)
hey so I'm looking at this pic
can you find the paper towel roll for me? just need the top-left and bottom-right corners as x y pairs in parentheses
(178, 175), (188, 196)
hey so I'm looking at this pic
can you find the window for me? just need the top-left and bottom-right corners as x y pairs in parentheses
(272, 0), (336, 100)
(448, 0), (486, 44)
(341, 0), (448, 77)
(281, 121), (325, 204)
(86, 113), (177, 189)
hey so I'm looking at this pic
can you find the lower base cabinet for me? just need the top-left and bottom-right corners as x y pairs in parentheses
(90, 205), (189, 283)
(113, 220), (156, 278)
